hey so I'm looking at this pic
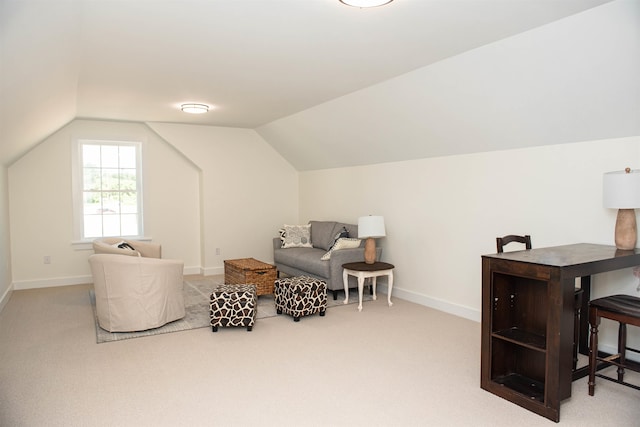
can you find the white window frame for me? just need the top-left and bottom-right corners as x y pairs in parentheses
(72, 139), (144, 244)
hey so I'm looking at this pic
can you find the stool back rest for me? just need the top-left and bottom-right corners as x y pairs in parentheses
(496, 235), (532, 253)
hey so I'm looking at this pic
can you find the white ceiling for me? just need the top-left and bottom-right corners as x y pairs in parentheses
(0, 0), (628, 168)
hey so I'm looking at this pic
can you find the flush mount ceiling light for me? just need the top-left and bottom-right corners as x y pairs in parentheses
(180, 103), (209, 114)
(339, 0), (393, 7)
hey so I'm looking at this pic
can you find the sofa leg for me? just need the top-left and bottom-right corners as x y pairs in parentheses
(332, 290), (338, 300)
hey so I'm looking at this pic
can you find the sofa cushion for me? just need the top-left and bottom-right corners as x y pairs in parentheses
(274, 247), (330, 278)
(282, 224), (313, 248)
(309, 221), (338, 250)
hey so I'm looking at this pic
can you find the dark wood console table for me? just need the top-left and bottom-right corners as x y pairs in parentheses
(481, 243), (640, 422)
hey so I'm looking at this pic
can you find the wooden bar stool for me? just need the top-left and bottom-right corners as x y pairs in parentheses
(588, 294), (640, 395)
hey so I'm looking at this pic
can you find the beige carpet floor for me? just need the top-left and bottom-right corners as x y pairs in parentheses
(1, 276), (638, 426)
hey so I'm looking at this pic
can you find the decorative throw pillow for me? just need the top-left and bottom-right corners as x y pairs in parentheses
(118, 242), (136, 251)
(327, 226), (349, 251)
(321, 237), (361, 260)
(281, 224), (313, 248)
(112, 240), (135, 250)
(278, 228), (287, 247)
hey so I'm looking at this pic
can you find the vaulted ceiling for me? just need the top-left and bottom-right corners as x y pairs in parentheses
(2, 0), (637, 170)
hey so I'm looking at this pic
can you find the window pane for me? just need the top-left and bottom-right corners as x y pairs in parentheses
(121, 214), (138, 236)
(103, 215), (121, 236)
(83, 168), (101, 191)
(101, 192), (120, 214)
(84, 215), (102, 238)
(83, 192), (102, 214)
(120, 169), (136, 191)
(83, 145), (101, 168)
(101, 145), (119, 168)
(121, 194), (138, 213)
(101, 169), (120, 191)
(119, 146), (136, 168)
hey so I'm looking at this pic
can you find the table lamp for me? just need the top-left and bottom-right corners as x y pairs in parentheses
(358, 215), (386, 264)
(603, 167), (640, 250)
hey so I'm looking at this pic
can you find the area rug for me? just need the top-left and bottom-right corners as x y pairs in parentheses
(90, 277), (372, 343)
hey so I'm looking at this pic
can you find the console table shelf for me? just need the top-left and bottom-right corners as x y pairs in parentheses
(492, 328), (546, 351)
(493, 373), (545, 403)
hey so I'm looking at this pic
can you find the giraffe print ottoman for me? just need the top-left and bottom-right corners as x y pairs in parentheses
(274, 276), (327, 322)
(209, 283), (257, 332)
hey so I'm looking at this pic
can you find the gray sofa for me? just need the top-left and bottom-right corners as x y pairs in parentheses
(273, 220), (382, 300)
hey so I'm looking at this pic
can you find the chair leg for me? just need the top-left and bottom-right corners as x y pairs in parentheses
(588, 315), (599, 396)
(618, 322), (627, 382)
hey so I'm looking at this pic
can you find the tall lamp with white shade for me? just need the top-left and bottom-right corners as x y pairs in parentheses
(603, 167), (640, 250)
(358, 215), (386, 264)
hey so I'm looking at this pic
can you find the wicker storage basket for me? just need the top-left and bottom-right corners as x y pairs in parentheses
(224, 258), (277, 296)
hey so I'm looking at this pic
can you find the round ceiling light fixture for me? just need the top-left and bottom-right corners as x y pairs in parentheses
(339, 0), (393, 7)
(181, 103), (209, 114)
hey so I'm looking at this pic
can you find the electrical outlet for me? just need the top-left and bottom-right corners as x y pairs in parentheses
(43, 256), (51, 264)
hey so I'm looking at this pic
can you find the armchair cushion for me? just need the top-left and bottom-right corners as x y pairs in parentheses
(92, 237), (162, 258)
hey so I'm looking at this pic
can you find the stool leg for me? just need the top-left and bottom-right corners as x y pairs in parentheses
(618, 322), (626, 382)
(588, 314), (599, 396)
(573, 291), (582, 370)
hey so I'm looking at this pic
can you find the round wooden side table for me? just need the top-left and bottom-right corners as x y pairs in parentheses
(342, 261), (394, 311)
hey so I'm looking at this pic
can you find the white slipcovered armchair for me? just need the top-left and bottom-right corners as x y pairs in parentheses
(89, 254), (185, 332)
(92, 237), (162, 258)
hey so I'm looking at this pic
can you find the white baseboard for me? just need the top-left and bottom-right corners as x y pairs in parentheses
(184, 266), (203, 276)
(0, 283), (13, 313)
(379, 284), (481, 323)
(13, 275), (93, 290)
(202, 266), (224, 276)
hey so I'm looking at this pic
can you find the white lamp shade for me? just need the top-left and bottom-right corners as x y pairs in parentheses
(603, 169), (640, 208)
(358, 215), (386, 238)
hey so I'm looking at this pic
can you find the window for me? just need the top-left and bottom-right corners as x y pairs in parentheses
(74, 140), (143, 240)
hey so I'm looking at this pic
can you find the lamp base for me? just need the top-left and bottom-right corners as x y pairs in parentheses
(364, 238), (377, 264)
(615, 208), (637, 250)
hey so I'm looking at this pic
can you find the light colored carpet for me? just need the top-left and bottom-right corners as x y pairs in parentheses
(91, 277), (373, 343)
(1, 279), (638, 426)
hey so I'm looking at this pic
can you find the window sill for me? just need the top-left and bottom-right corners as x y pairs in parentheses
(71, 236), (153, 251)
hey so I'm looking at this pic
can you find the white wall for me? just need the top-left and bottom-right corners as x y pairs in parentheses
(0, 166), (12, 311)
(300, 136), (640, 323)
(7, 119), (298, 288)
(8, 119), (201, 288)
(147, 123), (299, 273)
